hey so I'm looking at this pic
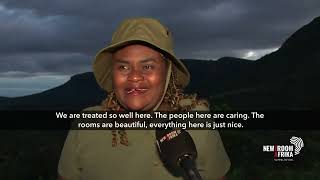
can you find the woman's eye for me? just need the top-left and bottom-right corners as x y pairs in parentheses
(143, 65), (153, 70)
(119, 65), (128, 70)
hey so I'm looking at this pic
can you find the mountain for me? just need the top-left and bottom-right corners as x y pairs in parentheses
(0, 97), (9, 104)
(1, 16), (320, 110)
(183, 57), (253, 95)
(276, 16), (320, 58)
(215, 16), (320, 109)
(0, 97), (9, 100)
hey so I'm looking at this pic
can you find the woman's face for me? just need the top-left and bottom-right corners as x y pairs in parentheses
(112, 44), (168, 111)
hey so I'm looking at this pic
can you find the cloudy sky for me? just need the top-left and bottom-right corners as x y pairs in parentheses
(0, 0), (319, 97)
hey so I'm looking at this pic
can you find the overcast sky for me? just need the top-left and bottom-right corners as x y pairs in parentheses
(0, 0), (319, 97)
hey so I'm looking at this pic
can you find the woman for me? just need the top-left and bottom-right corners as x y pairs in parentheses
(58, 17), (230, 180)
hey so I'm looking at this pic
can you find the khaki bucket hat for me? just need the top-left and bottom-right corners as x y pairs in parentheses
(93, 17), (190, 92)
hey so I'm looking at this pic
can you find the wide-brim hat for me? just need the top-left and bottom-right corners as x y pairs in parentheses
(93, 17), (190, 92)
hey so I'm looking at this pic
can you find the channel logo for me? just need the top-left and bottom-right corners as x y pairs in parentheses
(262, 136), (304, 161)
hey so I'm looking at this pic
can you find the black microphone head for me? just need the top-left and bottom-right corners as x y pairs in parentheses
(156, 129), (197, 175)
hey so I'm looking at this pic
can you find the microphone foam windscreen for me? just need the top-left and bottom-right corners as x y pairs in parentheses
(156, 129), (197, 174)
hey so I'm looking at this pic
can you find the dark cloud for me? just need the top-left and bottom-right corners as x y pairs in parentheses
(0, 0), (320, 74)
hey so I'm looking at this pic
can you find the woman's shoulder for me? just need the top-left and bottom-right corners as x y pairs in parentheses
(81, 105), (105, 112)
(178, 94), (210, 111)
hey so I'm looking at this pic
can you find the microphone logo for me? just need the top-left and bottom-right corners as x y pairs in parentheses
(159, 130), (182, 143)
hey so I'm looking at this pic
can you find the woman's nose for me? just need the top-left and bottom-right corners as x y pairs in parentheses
(127, 69), (144, 82)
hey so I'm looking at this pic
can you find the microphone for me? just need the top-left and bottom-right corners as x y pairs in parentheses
(156, 129), (203, 180)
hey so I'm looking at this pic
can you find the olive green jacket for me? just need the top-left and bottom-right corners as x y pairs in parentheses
(58, 101), (230, 180)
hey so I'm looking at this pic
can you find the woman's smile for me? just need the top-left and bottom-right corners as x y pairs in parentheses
(125, 87), (149, 95)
